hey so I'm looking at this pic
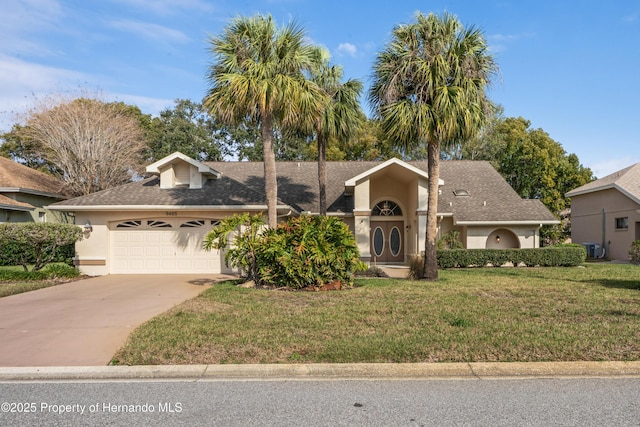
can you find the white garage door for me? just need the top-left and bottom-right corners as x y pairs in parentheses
(110, 218), (222, 274)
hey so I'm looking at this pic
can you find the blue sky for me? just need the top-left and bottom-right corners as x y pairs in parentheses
(1, 0), (638, 177)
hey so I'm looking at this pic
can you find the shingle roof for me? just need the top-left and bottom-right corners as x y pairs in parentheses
(51, 158), (558, 223)
(0, 156), (68, 197)
(566, 163), (640, 204)
(54, 174), (270, 207)
(436, 161), (558, 223)
(0, 194), (33, 210)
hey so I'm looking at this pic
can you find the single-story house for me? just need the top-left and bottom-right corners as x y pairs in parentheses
(49, 152), (558, 275)
(566, 163), (640, 261)
(0, 156), (70, 223)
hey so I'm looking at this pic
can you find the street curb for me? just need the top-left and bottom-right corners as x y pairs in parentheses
(2, 361), (640, 381)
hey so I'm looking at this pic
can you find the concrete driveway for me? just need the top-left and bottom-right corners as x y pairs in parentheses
(0, 274), (234, 367)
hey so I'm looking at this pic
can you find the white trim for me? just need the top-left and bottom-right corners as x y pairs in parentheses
(454, 220), (559, 226)
(566, 183), (640, 206)
(146, 152), (221, 178)
(344, 157), (443, 188)
(49, 204), (298, 214)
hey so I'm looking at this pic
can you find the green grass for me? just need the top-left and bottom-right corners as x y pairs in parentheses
(111, 263), (640, 365)
(0, 264), (81, 298)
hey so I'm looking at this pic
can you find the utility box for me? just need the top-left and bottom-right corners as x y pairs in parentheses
(582, 243), (600, 258)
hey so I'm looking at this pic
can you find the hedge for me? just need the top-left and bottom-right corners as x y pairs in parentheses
(0, 241), (75, 267)
(436, 246), (586, 268)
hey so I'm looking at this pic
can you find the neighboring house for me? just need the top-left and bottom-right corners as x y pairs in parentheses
(49, 152), (558, 275)
(0, 156), (70, 224)
(566, 163), (640, 261)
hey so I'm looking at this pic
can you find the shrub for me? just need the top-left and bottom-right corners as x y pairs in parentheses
(256, 216), (363, 289)
(203, 213), (266, 282)
(436, 246), (585, 268)
(408, 255), (424, 279)
(409, 246), (586, 275)
(630, 241), (640, 265)
(0, 223), (82, 271)
(0, 264), (80, 281)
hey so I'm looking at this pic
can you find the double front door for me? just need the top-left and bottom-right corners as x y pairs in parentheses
(370, 220), (404, 263)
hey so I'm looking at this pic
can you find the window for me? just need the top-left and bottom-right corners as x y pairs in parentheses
(615, 217), (629, 230)
(372, 200), (402, 216)
(38, 211), (46, 223)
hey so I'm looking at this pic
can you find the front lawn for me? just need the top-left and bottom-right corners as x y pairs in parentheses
(111, 263), (640, 365)
(0, 264), (82, 298)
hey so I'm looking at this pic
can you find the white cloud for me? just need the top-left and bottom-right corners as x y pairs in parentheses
(0, 54), (172, 132)
(0, 0), (64, 57)
(108, 19), (190, 44)
(337, 42), (358, 57)
(0, 53), (92, 130)
(108, 93), (174, 116)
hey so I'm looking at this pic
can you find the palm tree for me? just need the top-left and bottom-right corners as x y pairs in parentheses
(310, 64), (364, 215)
(204, 14), (327, 227)
(370, 12), (497, 280)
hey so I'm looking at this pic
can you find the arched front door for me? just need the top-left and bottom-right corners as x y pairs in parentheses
(370, 200), (404, 263)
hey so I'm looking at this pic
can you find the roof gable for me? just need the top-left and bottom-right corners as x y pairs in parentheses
(344, 157), (442, 189)
(146, 152), (221, 190)
(146, 152), (221, 178)
(566, 163), (640, 204)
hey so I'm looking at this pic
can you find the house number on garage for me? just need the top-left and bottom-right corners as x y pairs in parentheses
(165, 211), (178, 216)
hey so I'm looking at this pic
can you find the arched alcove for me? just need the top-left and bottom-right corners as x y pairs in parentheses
(486, 228), (520, 249)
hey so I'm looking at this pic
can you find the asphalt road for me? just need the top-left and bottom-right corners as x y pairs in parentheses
(1, 377), (639, 426)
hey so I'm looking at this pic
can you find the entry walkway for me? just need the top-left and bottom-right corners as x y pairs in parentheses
(0, 274), (234, 367)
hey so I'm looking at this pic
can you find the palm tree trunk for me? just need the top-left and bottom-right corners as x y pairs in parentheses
(423, 141), (440, 280)
(261, 113), (278, 228)
(318, 133), (327, 215)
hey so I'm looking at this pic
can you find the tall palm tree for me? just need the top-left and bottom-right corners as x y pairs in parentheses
(370, 12), (497, 280)
(204, 14), (327, 227)
(310, 64), (363, 215)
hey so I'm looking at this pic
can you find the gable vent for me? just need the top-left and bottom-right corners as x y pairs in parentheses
(174, 162), (190, 185)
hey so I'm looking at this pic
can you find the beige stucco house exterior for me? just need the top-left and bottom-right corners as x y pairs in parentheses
(0, 156), (70, 224)
(566, 163), (640, 261)
(50, 152), (558, 275)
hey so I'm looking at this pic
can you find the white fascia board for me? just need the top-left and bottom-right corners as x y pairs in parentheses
(454, 220), (560, 226)
(565, 183), (615, 198)
(344, 158), (443, 187)
(566, 183), (640, 206)
(48, 204), (298, 213)
(146, 152), (221, 178)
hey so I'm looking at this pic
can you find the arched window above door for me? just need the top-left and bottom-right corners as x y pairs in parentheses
(372, 200), (402, 216)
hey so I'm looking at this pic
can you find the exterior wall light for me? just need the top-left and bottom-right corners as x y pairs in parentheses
(496, 235), (500, 243)
(83, 220), (93, 235)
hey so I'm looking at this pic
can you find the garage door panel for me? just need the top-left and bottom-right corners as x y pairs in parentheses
(110, 219), (221, 274)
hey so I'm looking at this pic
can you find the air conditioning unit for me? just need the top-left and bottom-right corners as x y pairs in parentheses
(582, 243), (600, 258)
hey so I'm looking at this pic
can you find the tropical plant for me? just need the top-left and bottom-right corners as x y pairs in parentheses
(256, 216), (363, 289)
(309, 63), (364, 215)
(0, 223), (83, 271)
(437, 230), (464, 250)
(203, 213), (266, 282)
(370, 12), (497, 280)
(204, 14), (327, 227)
